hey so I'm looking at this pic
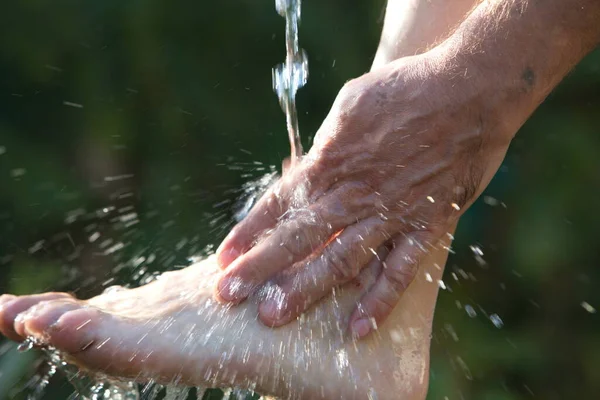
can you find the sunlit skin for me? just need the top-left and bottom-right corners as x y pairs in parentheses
(0, 242), (452, 399)
(216, 0), (600, 338)
(2, 0), (600, 399)
(0, 3), (475, 398)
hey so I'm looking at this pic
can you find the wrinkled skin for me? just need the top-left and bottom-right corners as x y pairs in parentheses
(216, 51), (517, 338)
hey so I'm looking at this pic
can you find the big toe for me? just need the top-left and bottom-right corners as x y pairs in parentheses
(44, 308), (154, 378)
(44, 308), (108, 354)
(0, 293), (72, 341)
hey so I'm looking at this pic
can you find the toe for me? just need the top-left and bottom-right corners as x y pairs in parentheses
(47, 308), (176, 381)
(0, 293), (72, 341)
(18, 299), (83, 340)
(46, 308), (144, 377)
(47, 307), (117, 356)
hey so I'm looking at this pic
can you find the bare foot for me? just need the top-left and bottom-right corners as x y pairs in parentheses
(0, 245), (449, 400)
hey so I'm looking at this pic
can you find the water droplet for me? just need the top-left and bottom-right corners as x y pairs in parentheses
(10, 168), (27, 178)
(456, 356), (473, 380)
(17, 337), (36, 352)
(465, 304), (477, 318)
(195, 387), (206, 400)
(469, 245), (483, 256)
(581, 301), (596, 314)
(367, 387), (379, 400)
(483, 196), (500, 206)
(489, 313), (504, 328)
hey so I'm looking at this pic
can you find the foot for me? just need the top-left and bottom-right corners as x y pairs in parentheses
(0, 251), (445, 400)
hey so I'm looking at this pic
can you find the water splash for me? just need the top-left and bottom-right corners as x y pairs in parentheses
(17, 337), (36, 353)
(272, 0), (309, 167)
(83, 381), (139, 400)
(15, 341), (141, 400)
(164, 385), (190, 400)
(45, 347), (139, 400)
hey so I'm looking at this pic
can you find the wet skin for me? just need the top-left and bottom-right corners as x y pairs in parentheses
(215, 0), (600, 339)
(0, 232), (453, 400)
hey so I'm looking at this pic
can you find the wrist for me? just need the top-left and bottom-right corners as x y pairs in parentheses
(426, 36), (538, 142)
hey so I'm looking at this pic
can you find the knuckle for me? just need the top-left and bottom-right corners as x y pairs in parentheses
(372, 295), (396, 317)
(335, 79), (376, 117)
(264, 198), (282, 222)
(338, 77), (366, 100)
(452, 163), (484, 210)
(384, 262), (418, 293)
(229, 259), (261, 284)
(242, 262), (263, 283)
(280, 219), (330, 259)
(286, 291), (309, 316)
(328, 251), (360, 282)
(279, 277), (309, 309)
(337, 80), (359, 103)
(261, 189), (284, 220)
(305, 156), (332, 182)
(279, 227), (310, 259)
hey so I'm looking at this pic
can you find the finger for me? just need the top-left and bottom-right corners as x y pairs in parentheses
(216, 181), (286, 268)
(217, 200), (357, 303)
(257, 217), (392, 326)
(349, 231), (438, 339)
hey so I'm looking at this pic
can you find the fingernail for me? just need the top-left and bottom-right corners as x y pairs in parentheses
(218, 277), (252, 302)
(217, 247), (241, 268)
(351, 318), (372, 339)
(259, 300), (290, 324)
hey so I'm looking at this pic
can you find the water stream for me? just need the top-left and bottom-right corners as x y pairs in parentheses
(272, 0), (308, 167)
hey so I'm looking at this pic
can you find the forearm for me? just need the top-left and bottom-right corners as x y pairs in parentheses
(435, 0), (600, 135)
(372, 0), (481, 69)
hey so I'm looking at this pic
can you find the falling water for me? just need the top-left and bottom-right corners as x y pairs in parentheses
(272, 0), (309, 168)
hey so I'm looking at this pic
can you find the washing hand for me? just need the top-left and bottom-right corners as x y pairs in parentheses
(215, 49), (519, 338)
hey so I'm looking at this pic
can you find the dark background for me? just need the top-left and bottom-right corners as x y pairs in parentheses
(0, 0), (599, 399)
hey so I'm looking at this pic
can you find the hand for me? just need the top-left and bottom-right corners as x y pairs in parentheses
(215, 50), (520, 338)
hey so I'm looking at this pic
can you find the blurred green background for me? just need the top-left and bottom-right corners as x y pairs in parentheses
(0, 0), (599, 399)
